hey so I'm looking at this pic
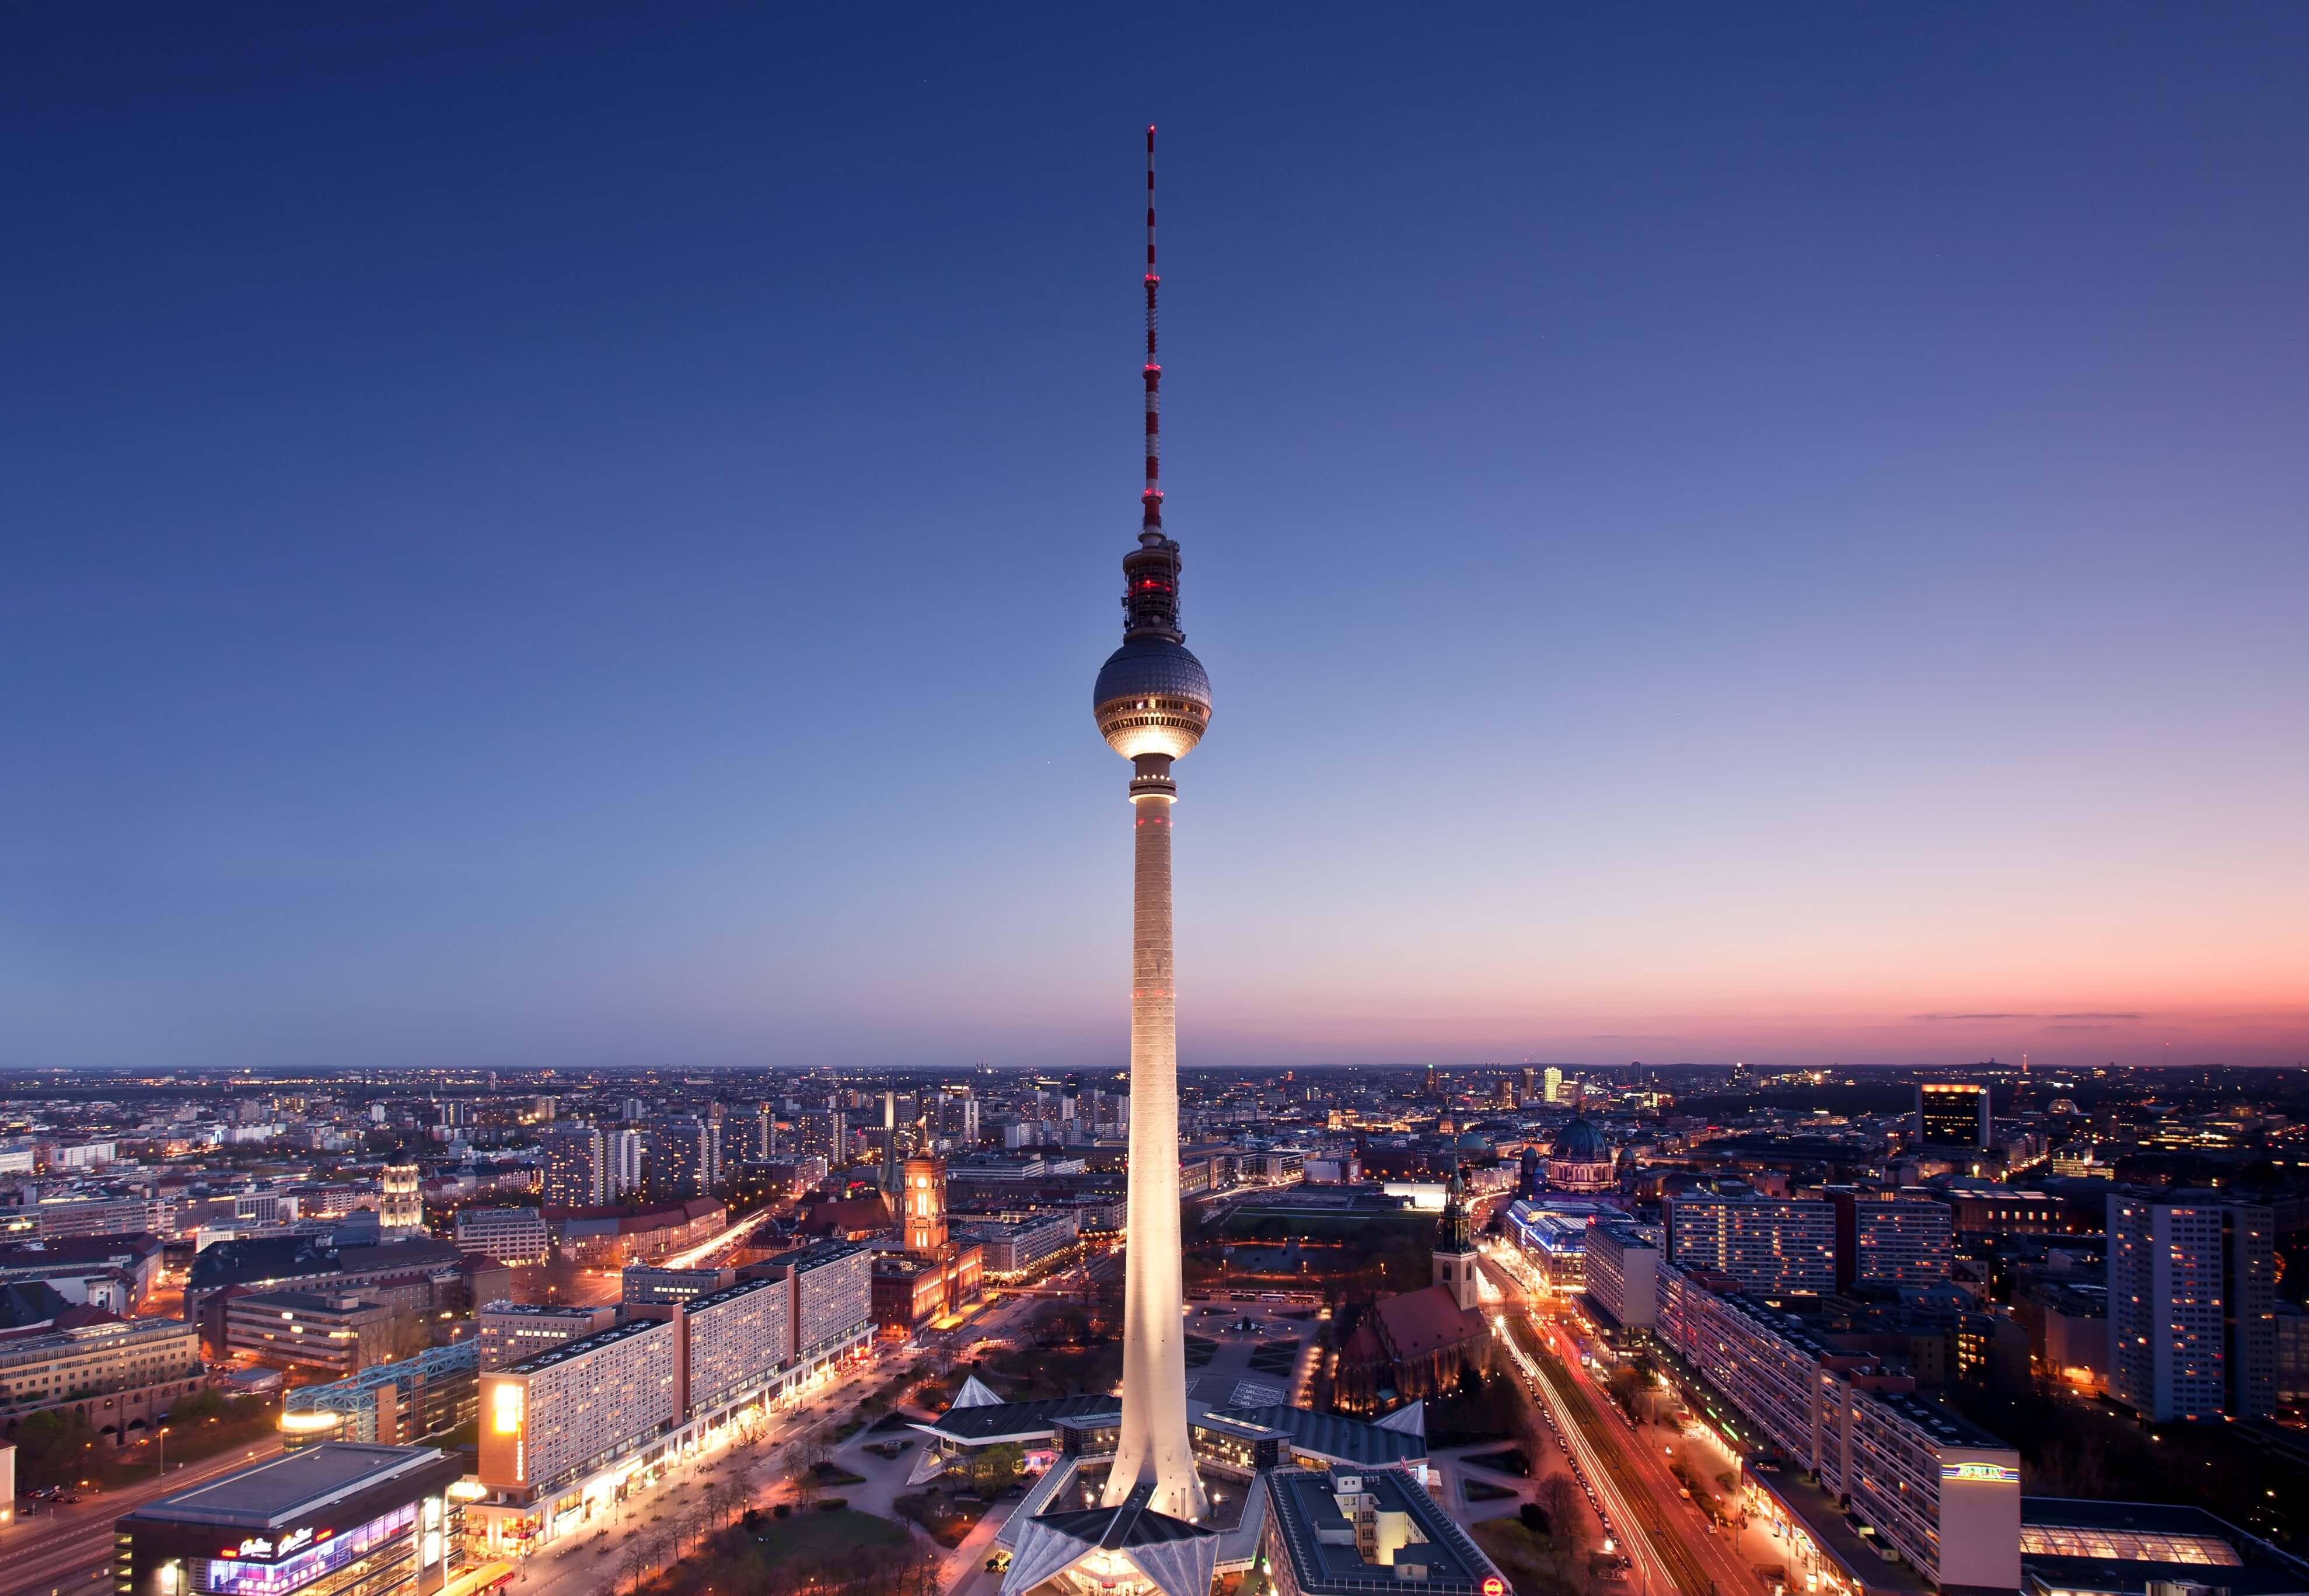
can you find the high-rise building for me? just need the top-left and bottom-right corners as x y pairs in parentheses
(751, 1103), (778, 1161)
(798, 1109), (846, 1168)
(939, 1087), (980, 1147)
(1827, 1192), (1952, 1290)
(608, 1127), (645, 1196)
(2108, 1197), (2275, 1420)
(1916, 1083), (1992, 1149)
(649, 1117), (720, 1199)
(1583, 1218), (1659, 1328)
(1662, 1193), (1836, 1297)
(1542, 1066), (1563, 1105)
(1087, 127), (1212, 1525)
(540, 1126), (606, 1208)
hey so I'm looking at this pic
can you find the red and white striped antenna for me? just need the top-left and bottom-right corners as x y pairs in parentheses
(1140, 124), (1163, 543)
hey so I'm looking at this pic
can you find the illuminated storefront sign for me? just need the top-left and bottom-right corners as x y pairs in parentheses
(205, 1504), (417, 1596)
(1941, 1462), (2019, 1483)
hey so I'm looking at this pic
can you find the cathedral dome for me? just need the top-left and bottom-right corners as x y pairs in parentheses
(1552, 1117), (1605, 1162)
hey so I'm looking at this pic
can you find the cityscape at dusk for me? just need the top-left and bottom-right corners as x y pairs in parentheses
(5, 11), (2308, 1596)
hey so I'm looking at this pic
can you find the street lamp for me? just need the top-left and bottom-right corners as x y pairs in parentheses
(157, 1426), (171, 1477)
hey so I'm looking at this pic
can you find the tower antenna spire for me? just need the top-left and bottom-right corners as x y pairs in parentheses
(1141, 124), (1162, 543)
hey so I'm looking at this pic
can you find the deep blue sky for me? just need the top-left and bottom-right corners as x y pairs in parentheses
(8, 5), (2306, 1071)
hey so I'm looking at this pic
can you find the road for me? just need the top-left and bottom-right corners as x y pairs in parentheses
(1482, 1251), (1764, 1596)
(0, 1438), (287, 1596)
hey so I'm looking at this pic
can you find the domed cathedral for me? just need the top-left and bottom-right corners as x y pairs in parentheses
(1546, 1117), (1615, 1193)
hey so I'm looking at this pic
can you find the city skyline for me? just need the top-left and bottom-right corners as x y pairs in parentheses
(9, 5), (2307, 1072)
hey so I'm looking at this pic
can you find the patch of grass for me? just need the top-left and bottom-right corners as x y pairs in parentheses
(894, 1487), (989, 1548)
(812, 1461), (867, 1486)
(1471, 1518), (1581, 1596)
(1463, 1478), (1519, 1503)
(1463, 1447), (1532, 1476)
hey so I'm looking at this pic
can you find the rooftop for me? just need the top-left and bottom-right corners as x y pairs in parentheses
(1204, 1403), (1427, 1467)
(128, 1443), (446, 1529)
(502, 1315), (669, 1375)
(1264, 1466), (1501, 1596)
(923, 1392), (1121, 1444)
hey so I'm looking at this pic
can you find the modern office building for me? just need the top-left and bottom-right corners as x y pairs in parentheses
(225, 1291), (396, 1378)
(452, 1208), (548, 1266)
(1581, 1217), (1660, 1329)
(1916, 1083), (1992, 1150)
(1828, 1192), (1952, 1289)
(1662, 1193), (1835, 1296)
(281, 1342), (481, 1450)
(113, 1442), (473, 1596)
(2108, 1197), (2276, 1421)
(1656, 1262), (2021, 1589)
(539, 1127), (606, 1209)
(1542, 1066), (1563, 1105)
(476, 1301), (618, 1371)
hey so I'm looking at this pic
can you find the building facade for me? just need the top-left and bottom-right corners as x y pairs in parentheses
(2108, 1197), (2275, 1421)
(1664, 1195), (1836, 1297)
(452, 1208), (548, 1266)
(1655, 1262), (2021, 1589)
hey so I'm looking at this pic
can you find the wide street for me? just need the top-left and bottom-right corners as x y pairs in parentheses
(1481, 1248), (1766, 1596)
(0, 1436), (288, 1596)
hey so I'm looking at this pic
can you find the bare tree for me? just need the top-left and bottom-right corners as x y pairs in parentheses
(620, 1542), (649, 1595)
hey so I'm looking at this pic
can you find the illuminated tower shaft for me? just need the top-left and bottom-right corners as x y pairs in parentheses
(1093, 126), (1211, 1522)
(1107, 771), (1203, 1517)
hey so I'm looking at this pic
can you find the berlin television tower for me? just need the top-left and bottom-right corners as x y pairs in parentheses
(1092, 125), (1211, 1521)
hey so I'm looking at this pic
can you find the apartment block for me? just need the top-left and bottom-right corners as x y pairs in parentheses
(477, 1300), (619, 1371)
(680, 1274), (792, 1417)
(2109, 1197), (2275, 1421)
(1655, 1262), (2021, 1589)
(757, 1239), (872, 1370)
(1664, 1193), (1835, 1296)
(478, 1317), (679, 1502)
(1828, 1193), (1952, 1290)
(1582, 1218), (1660, 1329)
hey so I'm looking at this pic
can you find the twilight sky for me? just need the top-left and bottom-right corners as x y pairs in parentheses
(7, 5), (2306, 1073)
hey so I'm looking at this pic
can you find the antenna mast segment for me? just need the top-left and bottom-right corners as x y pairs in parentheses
(1142, 125), (1162, 543)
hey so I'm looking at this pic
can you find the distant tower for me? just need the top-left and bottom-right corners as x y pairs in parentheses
(380, 1163), (422, 1235)
(1095, 127), (1212, 1523)
(1433, 1160), (1480, 1311)
(879, 1091), (902, 1200)
(902, 1154), (949, 1256)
